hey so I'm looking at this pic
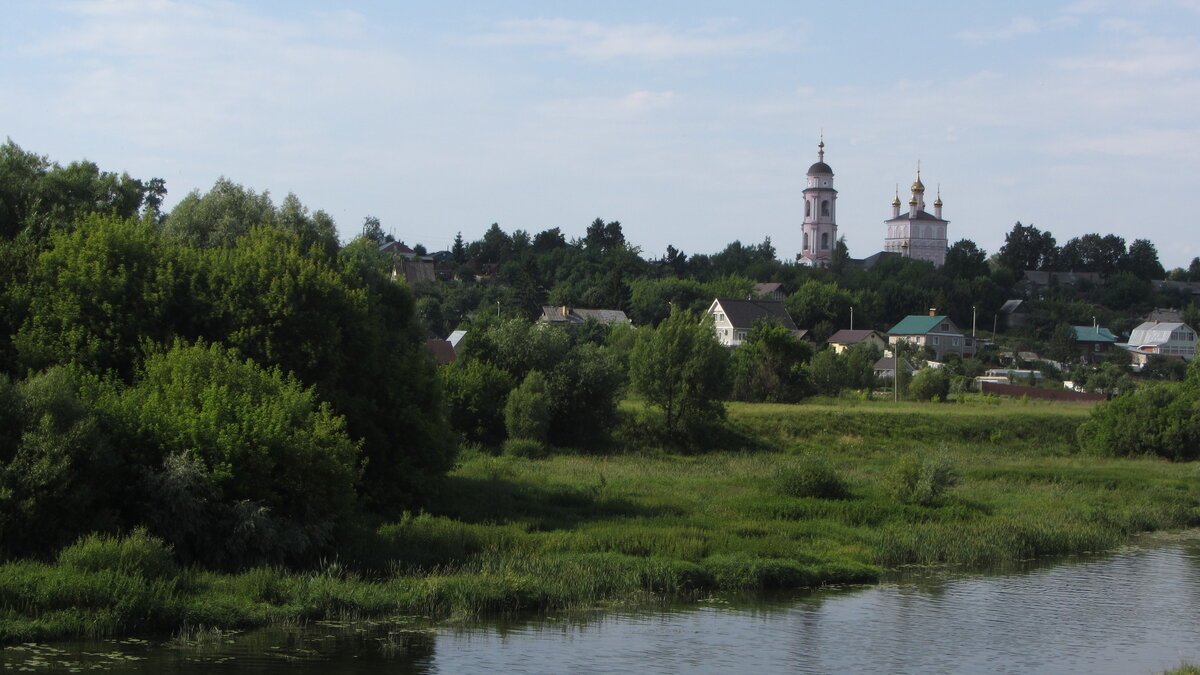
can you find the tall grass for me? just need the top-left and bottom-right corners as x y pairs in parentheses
(2, 399), (1196, 643)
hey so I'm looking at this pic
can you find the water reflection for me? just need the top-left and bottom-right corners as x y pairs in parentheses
(7, 536), (1200, 674)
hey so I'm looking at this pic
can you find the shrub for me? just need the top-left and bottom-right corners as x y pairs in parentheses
(505, 371), (550, 442)
(909, 367), (950, 402)
(889, 453), (957, 506)
(501, 438), (549, 459)
(58, 529), (176, 578)
(775, 460), (850, 500)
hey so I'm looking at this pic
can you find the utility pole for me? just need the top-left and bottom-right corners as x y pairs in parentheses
(850, 306), (854, 331)
(972, 305), (977, 339)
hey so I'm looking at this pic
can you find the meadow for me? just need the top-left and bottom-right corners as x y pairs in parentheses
(3, 397), (1198, 643)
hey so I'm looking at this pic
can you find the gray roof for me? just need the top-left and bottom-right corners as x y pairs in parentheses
(539, 306), (631, 325)
(998, 299), (1026, 314)
(1128, 321), (1193, 346)
(447, 330), (467, 347)
(711, 298), (798, 331)
(826, 329), (883, 346)
(807, 161), (833, 175)
(884, 209), (947, 223)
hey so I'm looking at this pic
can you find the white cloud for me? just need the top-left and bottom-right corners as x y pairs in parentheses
(1054, 35), (1200, 76)
(479, 17), (798, 60)
(954, 16), (1040, 45)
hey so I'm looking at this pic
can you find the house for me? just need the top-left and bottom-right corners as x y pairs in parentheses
(826, 329), (887, 355)
(754, 282), (785, 302)
(1072, 326), (1119, 364)
(379, 240), (420, 260)
(887, 312), (975, 361)
(538, 306), (631, 326)
(378, 241), (436, 283)
(1022, 270), (1103, 289)
(707, 298), (801, 347)
(873, 356), (916, 381)
(998, 299), (1029, 330)
(1119, 321), (1198, 368)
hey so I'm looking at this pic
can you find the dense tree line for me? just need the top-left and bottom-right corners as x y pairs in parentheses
(0, 141), (451, 567)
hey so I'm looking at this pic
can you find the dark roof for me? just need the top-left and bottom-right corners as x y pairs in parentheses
(826, 329), (883, 345)
(884, 210), (947, 223)
(853, 251), (900, 269)
(424, 339), (457, 365)
(807, 161), (833, 175)
(754, 282), (783, 295)
(712, 298), (798, 331)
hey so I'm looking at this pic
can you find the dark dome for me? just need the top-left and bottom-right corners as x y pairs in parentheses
(807, 161), (833, 175)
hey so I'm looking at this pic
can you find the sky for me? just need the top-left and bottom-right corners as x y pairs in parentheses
(3, 0), (1199, 268)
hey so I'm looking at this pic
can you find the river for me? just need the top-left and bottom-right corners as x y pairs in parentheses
(6, 535), (1200, 674)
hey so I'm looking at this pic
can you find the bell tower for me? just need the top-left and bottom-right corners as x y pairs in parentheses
(799, 134), (838, 267)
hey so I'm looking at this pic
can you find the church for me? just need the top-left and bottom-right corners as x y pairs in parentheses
(884, 164), (949, 266)
(795, 138), (949, 268)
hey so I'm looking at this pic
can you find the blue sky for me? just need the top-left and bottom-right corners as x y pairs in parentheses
(3, 1), (1199, 268)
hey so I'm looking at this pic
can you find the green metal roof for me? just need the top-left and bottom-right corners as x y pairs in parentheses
(888, 315), (949, 335)
(1072, 326), (1118, 342)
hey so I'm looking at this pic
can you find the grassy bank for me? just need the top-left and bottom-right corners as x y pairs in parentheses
(3, 399), (1199, 643)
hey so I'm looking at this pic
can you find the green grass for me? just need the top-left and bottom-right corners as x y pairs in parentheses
(4, 398), (1198, 643)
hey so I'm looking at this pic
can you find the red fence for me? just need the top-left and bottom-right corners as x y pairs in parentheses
(980, 381), (1106, 402)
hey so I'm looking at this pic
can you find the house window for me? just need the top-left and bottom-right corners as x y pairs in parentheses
(953, 338), (959, 347)
(736, 331), (747, 341)
(932, 336), (940, 346)
(718, 313), (725, 322)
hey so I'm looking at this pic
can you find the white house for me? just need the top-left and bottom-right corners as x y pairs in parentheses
(1119, 321), (1197, 368)
(707, 298), (801, 347)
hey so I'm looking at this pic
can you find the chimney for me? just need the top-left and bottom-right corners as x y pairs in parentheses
(562, 305), (569, 318)
(929, 308), (937, 317)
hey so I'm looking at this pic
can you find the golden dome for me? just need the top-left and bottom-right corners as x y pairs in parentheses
(892, 195), (902, 207)
(911, 162), (925, 192)
(934, 186), (942, 207)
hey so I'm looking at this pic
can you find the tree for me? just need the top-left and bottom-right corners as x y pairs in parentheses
(1123, 239), (1165, 280)
(943, 239), (989, 279)
(1077, 365), (1200, 461)
(807, 349), (845, 396)
(629, 309), (729, 439)
(1048, 323), (1078, 364)
(730, 320), (812, 402)
(161, 177), (277, 249)
(362, 216), (386, 244)
(997, 222), (1057, 272)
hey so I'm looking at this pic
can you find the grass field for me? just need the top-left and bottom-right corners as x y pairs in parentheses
(3, 398), (1198, 642)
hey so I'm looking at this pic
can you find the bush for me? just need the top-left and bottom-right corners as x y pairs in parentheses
(505, 371), (550, 442)
(889, 453), (957, 506)
(909, 367), (950, 402)
(501, 438), (549, 459)
(57, 529), (176, 579)
(775, 460), (850, 500)
(97, 342), (361, 568)
(1077, 382), (1200, 460)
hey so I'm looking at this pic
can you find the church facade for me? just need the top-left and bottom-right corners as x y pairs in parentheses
(884, 167), (949, 266)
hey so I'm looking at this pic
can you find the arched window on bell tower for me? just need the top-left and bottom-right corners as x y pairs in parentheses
(805, 201), (811, 217)
(821, 232), (829, 250)
(821, 200), (830, 217)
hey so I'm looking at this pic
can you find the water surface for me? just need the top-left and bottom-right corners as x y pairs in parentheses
(6, 537), (1200, 674)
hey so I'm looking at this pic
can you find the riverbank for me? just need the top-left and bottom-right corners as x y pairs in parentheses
(3, 398), (1198, 643)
